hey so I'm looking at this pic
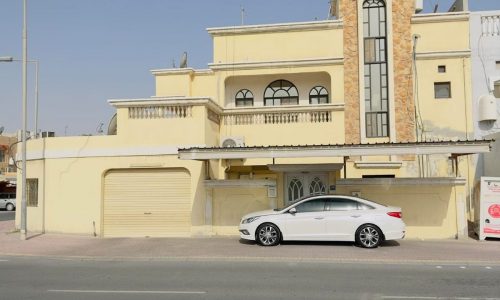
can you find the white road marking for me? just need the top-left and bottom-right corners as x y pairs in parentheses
(0, 259), (8, 262)
(485, 266), (492, 269)
(435, 266), (442, 269)
(47, 289), (206, 294)
(382, 297), (500, 300)
(460, 266), (467, 269)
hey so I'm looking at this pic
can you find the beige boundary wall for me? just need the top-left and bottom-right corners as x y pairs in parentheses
(16, 154), (206, 236)
(336, 178), (467, 239)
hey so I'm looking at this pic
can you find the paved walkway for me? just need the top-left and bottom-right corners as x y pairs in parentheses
(1, 220), (500, 264)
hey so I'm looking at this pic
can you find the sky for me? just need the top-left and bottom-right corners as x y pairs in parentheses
(1, 0), (500, 136)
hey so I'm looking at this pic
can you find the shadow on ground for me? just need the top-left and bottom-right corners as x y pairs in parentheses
(239, 239), (400, 248)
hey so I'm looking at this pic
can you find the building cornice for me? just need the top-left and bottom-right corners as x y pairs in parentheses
(208, 57), (344, 71)
(150, 68), (213, 76)
(411, 12), (469, 24)
(204, 179), (276, 188)
(223, 103), (345, 115)
(416, 50), (471, 60)
(337, 177), (467, 186)
(207, 20), (343, 36)
(354, 161), (403, 169)
(22, 144), (206, 161)
(108, 97), (223, 114)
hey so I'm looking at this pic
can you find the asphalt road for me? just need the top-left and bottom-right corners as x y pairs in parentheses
(0, 256), (499, 300)
(0, 211), (14, 221)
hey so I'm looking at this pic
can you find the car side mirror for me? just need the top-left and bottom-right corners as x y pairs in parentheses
(288, 207), (297, 214)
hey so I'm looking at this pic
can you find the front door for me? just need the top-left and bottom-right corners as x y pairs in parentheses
(283, 197), (328, 240)
(285, 173), (328, 204)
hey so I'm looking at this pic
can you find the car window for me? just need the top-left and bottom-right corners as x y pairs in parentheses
(294, 199), (327, 213)
(327, 198), (362, 211)
(357, 202), (373, 210)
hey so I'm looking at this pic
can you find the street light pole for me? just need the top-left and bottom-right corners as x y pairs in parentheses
(21, 0), (28, 240)
(0, 57), (39, 137)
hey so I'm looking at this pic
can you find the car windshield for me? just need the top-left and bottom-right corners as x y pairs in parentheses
(273, 195), (310, 211)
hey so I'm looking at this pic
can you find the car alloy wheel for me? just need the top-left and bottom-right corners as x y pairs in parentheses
(257, 223), (280, 246)
(356, 224), (382, 248)
(6, 203), (14, 211)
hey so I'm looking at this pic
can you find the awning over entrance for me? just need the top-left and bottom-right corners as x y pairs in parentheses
(178, 140), (493, 160)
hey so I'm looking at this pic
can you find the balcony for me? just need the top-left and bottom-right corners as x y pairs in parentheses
(221, 104), (345, 146)
(222, 104), (341, 125)
(481, 15), (500, 36)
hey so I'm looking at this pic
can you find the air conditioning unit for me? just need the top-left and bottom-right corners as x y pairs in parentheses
(478, 95), (498, 122)
(221, 136), (245, 148)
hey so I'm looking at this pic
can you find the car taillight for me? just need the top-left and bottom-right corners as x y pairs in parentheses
(387, 212), (402, 218)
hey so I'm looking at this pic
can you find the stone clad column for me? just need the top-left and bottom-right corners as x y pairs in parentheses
(342, 0), (361, 144)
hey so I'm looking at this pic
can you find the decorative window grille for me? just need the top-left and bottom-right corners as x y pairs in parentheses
(309, 177), (326, 195)
(235, 89), (254, 107)
(309, 86), (329, 104)
(27, 178), (38, 207)
(288, 178), (304, 203)
(264, 80), (299, 106)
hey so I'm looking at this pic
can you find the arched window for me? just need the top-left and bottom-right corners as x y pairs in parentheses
(235, 89), (254, 107)
(264, 80), (299, 106)
(309, 86), (329, 104)
(309, 177), (326, 195)
(287, 178), (304, 203)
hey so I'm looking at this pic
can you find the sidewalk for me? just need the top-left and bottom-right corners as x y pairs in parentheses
(2, 219), (500, 264)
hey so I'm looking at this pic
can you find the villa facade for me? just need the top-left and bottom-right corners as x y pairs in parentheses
(16, 0), (494, 239)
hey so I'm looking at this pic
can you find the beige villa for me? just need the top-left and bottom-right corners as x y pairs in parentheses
(16, 0), (493, 240)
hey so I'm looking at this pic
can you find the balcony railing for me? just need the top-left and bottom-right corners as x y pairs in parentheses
(222, 104), (342, 126)
(128, 105), (193, 119)
(481, 15), (500, 36)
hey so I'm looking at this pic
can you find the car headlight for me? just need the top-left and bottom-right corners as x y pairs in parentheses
(241, 216), (260, 224)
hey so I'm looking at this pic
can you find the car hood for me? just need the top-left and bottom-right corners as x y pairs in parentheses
(241, 209), (281, 220)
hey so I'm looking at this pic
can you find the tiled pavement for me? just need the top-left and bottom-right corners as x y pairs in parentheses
(1, 219), (500, 264)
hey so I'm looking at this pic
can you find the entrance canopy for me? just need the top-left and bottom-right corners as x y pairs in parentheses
(178, 140), (493, 160)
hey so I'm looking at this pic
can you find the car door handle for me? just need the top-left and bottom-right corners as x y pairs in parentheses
(314, 217), (324, 220)
(351, 215), (361, 218)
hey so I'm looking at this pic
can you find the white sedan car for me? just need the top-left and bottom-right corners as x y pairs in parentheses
(239, 195), (405, 248)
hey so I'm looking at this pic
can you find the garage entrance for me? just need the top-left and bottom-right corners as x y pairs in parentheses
(103, 168), (191, 237)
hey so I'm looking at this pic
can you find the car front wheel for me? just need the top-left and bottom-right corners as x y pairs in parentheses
(356, 224), (382, 248)
(6, 203), (15, 211)
(256, 223), (280, 246)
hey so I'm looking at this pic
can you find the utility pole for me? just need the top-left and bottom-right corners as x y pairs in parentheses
(20, 0), (28, 240)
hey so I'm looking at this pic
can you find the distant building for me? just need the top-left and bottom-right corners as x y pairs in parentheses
(18, 0), (494, 240)
(0, 134), (17, 192)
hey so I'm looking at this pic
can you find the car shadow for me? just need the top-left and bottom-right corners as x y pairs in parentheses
(239, 239), (400, 248)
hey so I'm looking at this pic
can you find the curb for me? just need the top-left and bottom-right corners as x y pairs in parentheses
(1, 252), (500, 266)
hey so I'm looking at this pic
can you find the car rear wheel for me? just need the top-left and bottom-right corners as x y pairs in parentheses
(256, 223), (280, 246)
(356, 224), (382, 248)
(6, 203), (14, 211)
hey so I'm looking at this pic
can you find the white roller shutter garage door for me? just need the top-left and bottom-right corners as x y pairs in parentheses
(103, 168), (191, 237)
